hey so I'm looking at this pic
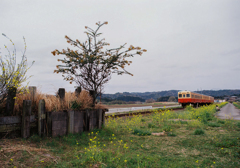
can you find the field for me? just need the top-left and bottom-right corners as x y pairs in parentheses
(105, 102), (179, 109)
(1, 102), (240, 168)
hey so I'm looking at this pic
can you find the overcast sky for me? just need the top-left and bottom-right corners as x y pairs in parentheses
(1, 0), (240, 94)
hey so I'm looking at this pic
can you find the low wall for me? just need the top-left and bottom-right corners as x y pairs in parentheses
(0, 99), (106, 138)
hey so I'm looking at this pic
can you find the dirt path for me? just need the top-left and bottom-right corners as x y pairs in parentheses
(216, 103), (240, 120)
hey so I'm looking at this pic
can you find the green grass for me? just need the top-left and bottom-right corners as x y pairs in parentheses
(207, 122), (221, 127)
(167, 132), (177, 137)
(132, 128), (151, 136)
(193, 129), (205, 135)
(233, 102), (240, 109)
(2, 102), (240, 167)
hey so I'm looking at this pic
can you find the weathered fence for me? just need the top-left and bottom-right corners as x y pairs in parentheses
(0, 87), (106, 138)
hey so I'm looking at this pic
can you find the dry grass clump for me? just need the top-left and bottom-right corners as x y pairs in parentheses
(45, 90), (93, 111)
(78, 90), (93, 109)
(13, 89), (94, 114)
(95, 103), (108, 110)
(14, 90), (46, 115)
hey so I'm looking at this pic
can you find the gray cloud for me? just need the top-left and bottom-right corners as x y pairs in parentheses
(0, 0), (240, 94)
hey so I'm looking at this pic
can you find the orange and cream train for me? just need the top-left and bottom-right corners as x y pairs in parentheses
(178, 91), (214, 108)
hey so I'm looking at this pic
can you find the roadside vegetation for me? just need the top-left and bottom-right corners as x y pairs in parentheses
(233, 102), (240, 109)
(2, 102), (240, 168)
(104, 102), (179, 109)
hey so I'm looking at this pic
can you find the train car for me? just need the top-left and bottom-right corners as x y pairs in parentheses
(178, 91), (214, 108)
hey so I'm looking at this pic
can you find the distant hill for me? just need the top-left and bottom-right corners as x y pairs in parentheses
(101, 89), (240, 102)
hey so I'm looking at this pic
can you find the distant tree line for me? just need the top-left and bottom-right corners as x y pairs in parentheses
(98, 95), (178, 104)
(102, 89), (240, 101)
(98, 96), (145, 103)
(157, 96), (178, 102)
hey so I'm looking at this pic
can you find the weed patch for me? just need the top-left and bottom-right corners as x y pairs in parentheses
(237, 122), (240, 128)
(193, 129), (205, 135)
(167, 132), (177, 137)
(148, 123), (158, 128)
(214, 136), (240, 148)
(162, 125), (172, 132)
(217, 120), (225, 124)
(208, 122), (221, 127)
(132, 128), (151, 136)
(180, 120), (188, 124)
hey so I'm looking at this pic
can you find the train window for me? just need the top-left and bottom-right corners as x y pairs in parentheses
(186, 94), (190, 97)
(179, 94), (182, 98)
(183, 94), (185, 97)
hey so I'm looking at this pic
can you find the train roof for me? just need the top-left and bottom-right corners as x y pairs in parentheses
(178, 90), (214, 97)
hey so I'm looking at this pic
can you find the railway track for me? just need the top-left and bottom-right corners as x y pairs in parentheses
(105, 107), (184, 119)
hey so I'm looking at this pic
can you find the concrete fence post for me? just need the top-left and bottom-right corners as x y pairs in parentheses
(21, 100), (32, 138)
(29, 86), (37, 103)
(102, 110), (106, 126)
(75, 87), (81, 97)
(68, 110), (74, 134)
(38, 99), (45, 137)
(58, 88), (65, 110)
(89, 110), (94, 130)
(5, 87), (17, 116)
(58, 88), (65, 100)
(73, 111), (84, 133)
(29, 86), (37, 113)
(84, 110), (90, 131)
(89, 110), (97, 130)
(97, 109), (103, 129)
(89, 90), (95, 106)
(46, 112), (52, 137)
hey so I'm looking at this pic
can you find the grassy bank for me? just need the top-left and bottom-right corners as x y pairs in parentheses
(233, 102), (240, 109)
(105, 102), (179, 109)
(105, 105), (182, 116)
(1, 102), (240, 168)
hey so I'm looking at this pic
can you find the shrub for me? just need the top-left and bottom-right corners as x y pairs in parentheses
(185, 105), (193, 111)
(217, 120), (225, 124)
(218, 102), (228, 108)
(187, 120), (203, 129)
(208, 122), (221, 127)
(132, 129), (151, 136)
(180, 120), (188, 124)
(167, 132), (177, 137)
(162, 125), (172, 132)
(193, 129), (205, 135)
(148, 123), (157, 128)
(214, 137), (239, 148)
(237, 122), (240, 128)
(233, 102), (240, 109)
